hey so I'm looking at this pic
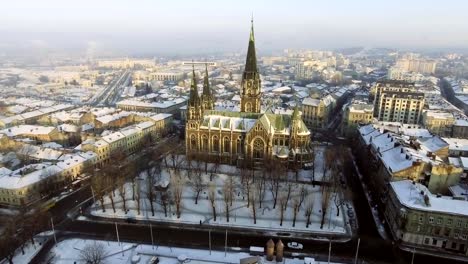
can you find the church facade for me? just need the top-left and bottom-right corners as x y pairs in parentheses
(185, 21), (313, 168)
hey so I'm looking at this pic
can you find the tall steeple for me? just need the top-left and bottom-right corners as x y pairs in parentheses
(187, 63), (202, 121)
(240, 17), (262, 113)
(188, 64), (200, 107)
(245, 17), (258, 73)
(201, 63), (214, 110)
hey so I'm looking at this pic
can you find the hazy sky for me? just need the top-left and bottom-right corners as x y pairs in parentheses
(1, 0), (468, 55)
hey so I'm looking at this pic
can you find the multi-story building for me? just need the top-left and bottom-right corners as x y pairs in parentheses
(422, 111), (455, 137)
(385, 180), (468, 259)
(342, 102), (374, 135)
(116, 98), (186, 114)
(149, 71), (185, 82)
(185, 21), (313, 168)
(373, 81), (425, 124)
(395, 58), (437, 74)
(301, 98), (328, 129)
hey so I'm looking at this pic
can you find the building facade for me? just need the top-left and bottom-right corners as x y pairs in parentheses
(373, 81), (425, 124)
(185, 21), (313, 168)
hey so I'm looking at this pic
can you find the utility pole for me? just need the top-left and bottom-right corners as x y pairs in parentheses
(225, 229), (228, 257)
(209, 230), (212, 255)
(150, 223), (154, 250)
(115, 222), (123, 256)
(50, 217), (57, 246)
(354, 238), (360, 264)
(90, 185), (96, 204)
(328, 239), (332, 264)
(411, 248), (415, 264)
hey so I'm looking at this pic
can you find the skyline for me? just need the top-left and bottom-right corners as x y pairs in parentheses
(1, 0), (468, 56)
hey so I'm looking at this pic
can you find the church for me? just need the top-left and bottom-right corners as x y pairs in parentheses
(185, 20), (313, 168)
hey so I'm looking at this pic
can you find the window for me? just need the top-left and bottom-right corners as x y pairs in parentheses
(419, 216), (424, 224)
(424, 238), (430, 244)
(463, 234), (468, 240)
(437, 218), (442, 225)
(429, 217), (434, 224)
(253, 138), (264, 159)
(202, 135), (209, 151)
(223, 137), (230, 153)
(213, 136), (219, 152)
(190, 135), (197, 150)
(448, 219), (453, 226)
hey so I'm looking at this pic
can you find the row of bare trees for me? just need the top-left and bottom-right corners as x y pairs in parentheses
(0, 209), (50, 264)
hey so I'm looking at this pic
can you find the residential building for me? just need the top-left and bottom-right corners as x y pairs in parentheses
(385, 180), (468, 259)
(373, 80), (425, 124)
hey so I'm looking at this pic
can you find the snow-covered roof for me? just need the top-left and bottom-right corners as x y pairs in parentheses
(418, 136), (448, 153)
(150, 113), (173, 122)
(391, 180), (468, 217)
(302, 97), (320, 107)
(443, 137), (468, 152)
(1, 125), (55, 137)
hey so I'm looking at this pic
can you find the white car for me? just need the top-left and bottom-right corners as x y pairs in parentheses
(287, 242), (303, 250)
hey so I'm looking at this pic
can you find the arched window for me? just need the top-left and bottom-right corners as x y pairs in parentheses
(253, 138), (264, 159)
(224, 137), (230, 153)
(245, 102), (252, 112)
(202, 135), (209, 152)
(213, 136), (219, 152)
(190, 135), (197, 150)
(236, 138), (242, 154)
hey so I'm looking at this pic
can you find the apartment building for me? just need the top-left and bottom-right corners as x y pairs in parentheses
(385, 180), (468, 258)
(373, 81), (425, 124)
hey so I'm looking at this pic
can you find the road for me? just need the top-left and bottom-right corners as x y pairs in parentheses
(88, 70), (132, 106)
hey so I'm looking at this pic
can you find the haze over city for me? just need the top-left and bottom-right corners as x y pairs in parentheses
(1, 0), (468, 55)
(2, 1), (468, 264)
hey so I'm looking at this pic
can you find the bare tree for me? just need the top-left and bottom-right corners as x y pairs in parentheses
(191, 168), (205, 204)
(144, 166), (160, 216)
(320, 183), (332, 229)
(255, 174), (266, 209)
(135, 180), (141, 215)
(242, 174), (253, 208)
(250, 188), (257, 224)
(118, 176), (127, 214)
(210, 158), (220, 181)
(223, 180), (231, 222)
(171, 176), (184, 218)
(79, 242), (107, 264)
(105, 175), (116, 213)
(292, 197), (300, 227)
(0, 222), (19, 264)
(208, 183), (217, 222)
(278, 192), (288, 226)
(268, 163), (284, 209)
(92, 173), (107, 212)
(305, 196), (314, 228)
(158, 190), (170, 217)
(298, 184), (309, 211)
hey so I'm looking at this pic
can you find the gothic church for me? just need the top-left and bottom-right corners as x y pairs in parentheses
(185, 20), (313, 168)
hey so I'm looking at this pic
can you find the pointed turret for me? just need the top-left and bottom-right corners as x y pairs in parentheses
(189, 64), (200, 107)
(201, 63), (215, 110)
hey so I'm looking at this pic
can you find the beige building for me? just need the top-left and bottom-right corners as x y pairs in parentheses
(301, 96), (334, 129)
(396, 58), (437, 74)
(373, 81), (425, 124)
(422, 111), (455, 137)
(385, 180), (468, 259)
(342, 103), (374, 135)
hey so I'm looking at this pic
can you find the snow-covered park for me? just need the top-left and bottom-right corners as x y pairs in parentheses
(45, 238), (345, 264)
(90, 147), (350, 236)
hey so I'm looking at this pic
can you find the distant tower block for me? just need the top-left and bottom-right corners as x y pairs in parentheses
(266, 239), (275, 261)
(276, 239), (284, 262)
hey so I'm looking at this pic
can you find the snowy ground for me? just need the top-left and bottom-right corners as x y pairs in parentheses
(46, 238), (345, 264)
(91, 164), (348, 235)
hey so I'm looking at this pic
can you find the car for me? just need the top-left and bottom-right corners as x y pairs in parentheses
(126, 217), (137, 224)
(149, 256), (159, 264)
(287, 242), (303, 250)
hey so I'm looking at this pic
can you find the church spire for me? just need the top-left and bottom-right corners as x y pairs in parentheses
(203, 63), (211, 96)
(189, 63), (200, 107)
(244, 17), (258, 73)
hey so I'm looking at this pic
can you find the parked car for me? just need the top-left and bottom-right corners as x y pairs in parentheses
(149, 256), (159, 264)
(287, 242), (303, 250)
(126, 217), (137, 224)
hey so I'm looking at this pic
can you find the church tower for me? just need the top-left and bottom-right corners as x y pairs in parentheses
(201, 63), (215, 111)
(187, 65), (202, 127)
(240, 18), (262, 113)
